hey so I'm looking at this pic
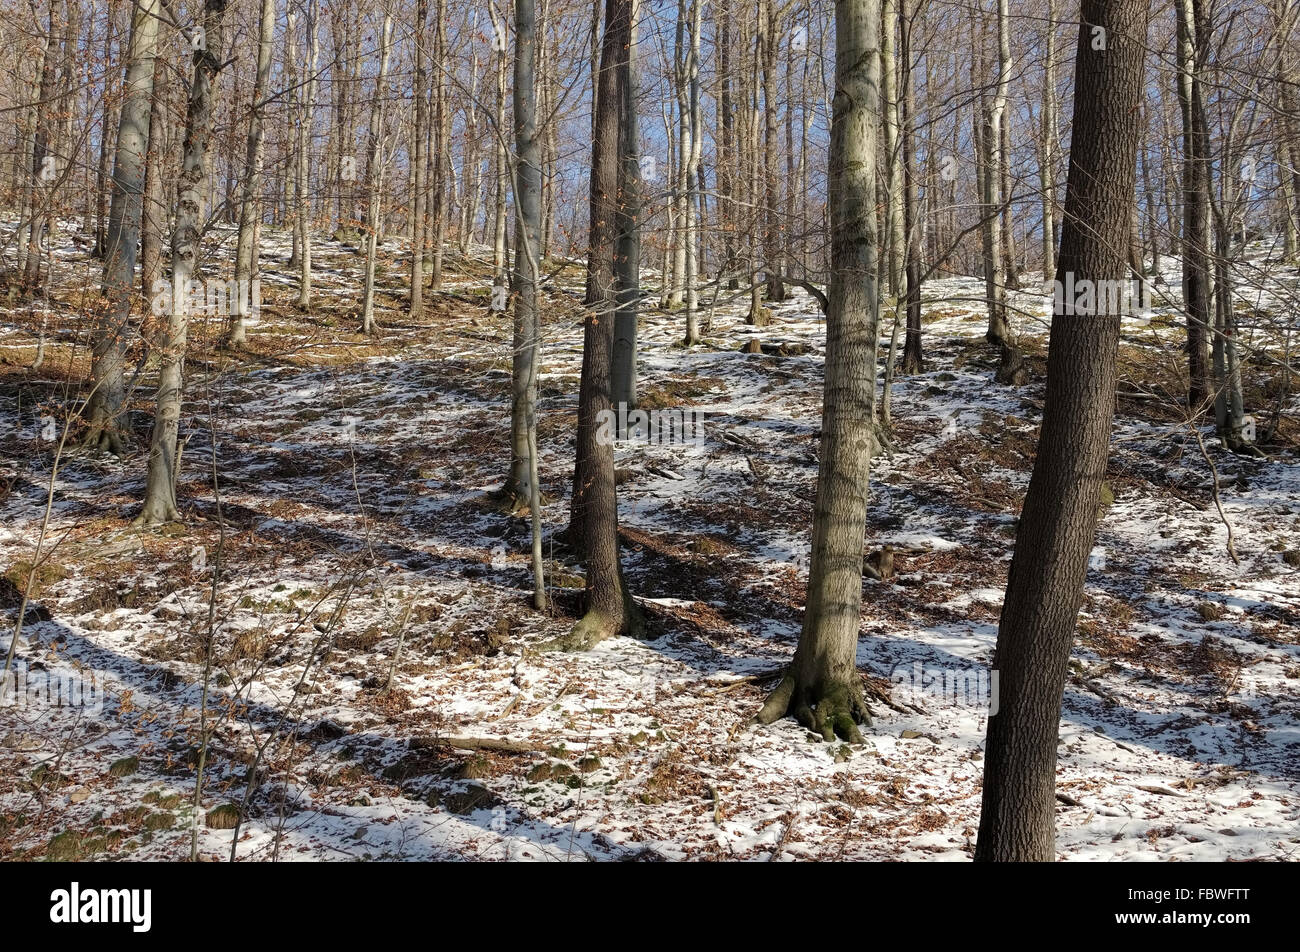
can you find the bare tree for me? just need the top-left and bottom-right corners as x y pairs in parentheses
(83, 0), (161, 453)
(138, 0), (228, 525)
(756, 0), (880, 742)
(976, 0), (1151, 862)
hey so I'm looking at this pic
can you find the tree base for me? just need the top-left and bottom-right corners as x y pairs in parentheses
(542, 594), (645, 652)
(994, 343), (1027, 386)
(754, 671), (872, 743)
(79, 425), (125, 457)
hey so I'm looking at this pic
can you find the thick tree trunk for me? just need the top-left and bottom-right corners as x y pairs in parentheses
(976, 0), (1150, 862)
(755, 0), (880, 743)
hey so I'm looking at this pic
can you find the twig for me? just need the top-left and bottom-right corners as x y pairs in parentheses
(1191, 428), (1241, 565)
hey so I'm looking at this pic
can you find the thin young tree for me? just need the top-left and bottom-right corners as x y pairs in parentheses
(359, 6), (394, 335)
(296, 0), (319, 309)
(226, 0), (275, 347)
(410, 0), (429, 318)
(514, 0), (547, 607)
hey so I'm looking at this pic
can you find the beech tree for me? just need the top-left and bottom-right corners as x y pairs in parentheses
(755, 0), (880, 742)
(563, 0), (642, 649)
(83, 0), (160, 453)
(137, 0), (227, 526)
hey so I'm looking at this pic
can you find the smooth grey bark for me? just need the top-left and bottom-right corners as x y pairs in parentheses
(84, 0), (160, 454)
(429, 0), (448, 287)
(138, 0), (227, 525)
(296, 0), (319, 309)
(900, 0), (923, 374)
(1177, 0), (1213, 409)
(981, 0), (1024, 385)
(227, 0), (275, 346)
(360, 8), (394, 335)
(410, 0), (428, 317)
(611, 0), (641, 407)
(509, 0), (547, 607)
(756, 0), (880, 742)
(1040, 0), (1059, 280)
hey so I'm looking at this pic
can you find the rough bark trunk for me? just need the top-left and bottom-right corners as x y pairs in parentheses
(561, 0), (642, 649)
(976, 0), (1150, 862)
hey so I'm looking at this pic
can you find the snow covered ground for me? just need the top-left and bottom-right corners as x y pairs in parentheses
(1, 226), (1298, 860)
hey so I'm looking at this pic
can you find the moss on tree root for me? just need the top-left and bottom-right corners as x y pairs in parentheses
(755, 672), (872, 744)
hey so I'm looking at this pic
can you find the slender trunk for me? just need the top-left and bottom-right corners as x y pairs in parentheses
(1177, 0), (1212, 410)
(900, 0), (923, 374)
(139, 54), (167, 298)
(359, 8), (393, 335)
(227, 0), (275, 347)
(84, 0), (160, 454)
(138, 0), (227, 525)
(296, 0), (319, 308)
(410, 0), (428, 317)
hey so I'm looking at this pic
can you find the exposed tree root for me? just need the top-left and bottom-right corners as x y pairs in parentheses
(754, 672), (872, 744)
(542, 588), (644, 652)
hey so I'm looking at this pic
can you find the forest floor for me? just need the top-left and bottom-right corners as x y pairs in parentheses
(1, 224), (1299, 861)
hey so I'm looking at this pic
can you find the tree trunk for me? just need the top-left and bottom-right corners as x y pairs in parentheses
(982, 0), (1024, 384)
(562, 0), (642, 649)
(227, 0), (275, 347)
(1177, 0), (1212, 410)
(139, 54), (168, 298)
(755, 0), (880, 743)
(410, 0), (428, 317)
(83, 0), (160, 454)
(900, 0), (923, 374)
(138, 0), (227, 525)
(513, 0), (548, 609)
(359, 8), (394, 335)
(296, 0), (319, 308)
(976, 0), (1150, 862)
